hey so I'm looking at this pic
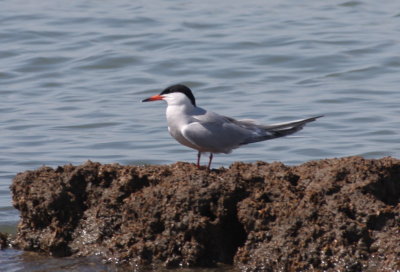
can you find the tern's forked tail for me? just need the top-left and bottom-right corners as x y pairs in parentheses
(240, 115), (323, 145)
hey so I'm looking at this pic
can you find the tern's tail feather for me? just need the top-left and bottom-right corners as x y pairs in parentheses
(240, 115), (323, 145)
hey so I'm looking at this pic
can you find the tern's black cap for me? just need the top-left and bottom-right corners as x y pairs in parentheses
(160, 84), (196, 106)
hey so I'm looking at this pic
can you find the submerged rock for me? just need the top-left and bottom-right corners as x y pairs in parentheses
(11, 157), (400, 271)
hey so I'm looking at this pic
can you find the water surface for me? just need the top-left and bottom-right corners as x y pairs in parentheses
(1, 0), (400, 270)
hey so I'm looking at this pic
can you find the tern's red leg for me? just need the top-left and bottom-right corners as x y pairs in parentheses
(207, 153), (213, 170)
(197, 151), (201, 168)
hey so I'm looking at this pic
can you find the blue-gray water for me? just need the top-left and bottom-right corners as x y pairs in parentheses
(1, 0), (400, 270)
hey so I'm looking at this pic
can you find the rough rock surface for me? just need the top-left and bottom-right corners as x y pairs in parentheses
(0, 232), (11, 250)
(11, 157), (400, 271)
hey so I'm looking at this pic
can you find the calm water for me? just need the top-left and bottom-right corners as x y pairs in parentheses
(1, 0), (400, 270)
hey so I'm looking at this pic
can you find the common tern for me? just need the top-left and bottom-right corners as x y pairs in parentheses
(142, 84), (322, 169)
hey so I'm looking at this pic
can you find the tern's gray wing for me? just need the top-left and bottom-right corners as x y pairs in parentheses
(181, 116), (252, 154)
(233, 115), (323, 144)
(182, 111), (322, 153)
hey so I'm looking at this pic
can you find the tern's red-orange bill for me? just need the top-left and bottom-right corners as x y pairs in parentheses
(142, 94), (164, 102)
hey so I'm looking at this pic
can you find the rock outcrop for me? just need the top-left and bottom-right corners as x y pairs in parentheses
(11, 157), (400, 271)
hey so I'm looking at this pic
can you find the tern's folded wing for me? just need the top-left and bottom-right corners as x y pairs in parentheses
(181, 121), (249, 154)
(261, 115), (323, 130)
